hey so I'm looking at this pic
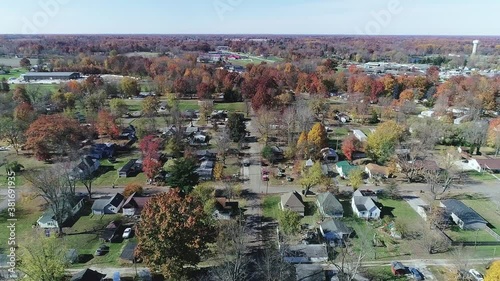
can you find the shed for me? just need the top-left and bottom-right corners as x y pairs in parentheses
(336, 161), (356, 178)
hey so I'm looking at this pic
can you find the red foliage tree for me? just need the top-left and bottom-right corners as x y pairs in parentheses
(14, 103), (35, 123)
(196, 82), (215, 100)
(370, 80), (384, 102)
(139, 135), (163, 180)
(341, 135), (361, 161)
(25, 114), (84, 160)
(96, 110), (120, 138)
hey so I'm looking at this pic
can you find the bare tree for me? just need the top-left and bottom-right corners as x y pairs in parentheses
(215, 127), (232, 164)
(419, 224), (451, 254)
(257, 242), (295, 281)
(295, 99), (315, 133)
(210, 220), (253, 281)
(25, 164), (77, 234)
(75, 158), (97, 199)
(425, 148), (460, 200)
(461, 120), (489, 155)
(255, 108), (278, 145)
(281, 107), (297, 146)
(333, 226), (373, 281)
(397, 142), (428, 183)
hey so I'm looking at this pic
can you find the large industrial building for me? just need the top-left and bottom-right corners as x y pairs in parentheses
(23, 72), (81, 82)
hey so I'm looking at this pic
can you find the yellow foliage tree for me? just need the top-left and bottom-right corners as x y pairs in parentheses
(349, 168), (364, 190)
(307, 123), (327, 158)
(213, 162), (224, 181)
(297, 131), (309, 159)
(366, 121), (406, 164)
(486, 260), (500, 281)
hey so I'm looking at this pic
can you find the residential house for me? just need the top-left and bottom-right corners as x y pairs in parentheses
(316, 193), (343, 218)
(270, 146), (285, 162)
(294, 264), (332, 281)
(196, 160), (214, 181)
(118, 159), (142, 177)
(351, 190), (380, 220)
(184, 125), (199, 136)
(122, 193), (150, 216)
(92, 193), (125, 215)
(72, 156), (100, 179)
(213, 197), (239, 220)
(89, 143), (114, 159)
(440, 199), (487, 230)
(195, 149), (217, 161)
(468, 157), (500, 173)
(281, 191), (305, 216)
(283, 244), (328, 264)
(364, 163), (390, 179)
(70, 268), (106, 281)
(352, 189), (378, 201)
(320, 148), (339, 162)
(336, 161), (356, 179)
(119, 125), (137, 140)
(37, 197), (85, 229)
(352, 129), (368, 142)
(319, 219), (352, 242)
(190, 133), (209, 146)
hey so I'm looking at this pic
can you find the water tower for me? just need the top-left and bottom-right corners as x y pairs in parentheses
(472, 40), (479, 55)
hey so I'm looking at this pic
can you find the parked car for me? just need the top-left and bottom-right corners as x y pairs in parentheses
(243, 159), (251, 167)
(409, 268), (424, 281)
(468, 269), (484, 281)
(122, 228), (132, 239)
(95, 245), (110, 256)
(262, 175), (269, 181)
(262, 169), (269, 175)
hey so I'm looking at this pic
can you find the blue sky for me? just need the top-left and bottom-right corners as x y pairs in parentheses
(1, 0), (499, 35)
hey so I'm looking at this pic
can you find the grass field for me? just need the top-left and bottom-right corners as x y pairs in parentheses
(361, 266), (406, 281)
(444, 227), (497, 242)
(462, 199), (500, 235)
(262, 195), (281, 219)
(0, 68), (27, 80)
(92, 153), (147, 187)
(123, 99), (246, 113)
(464, 170), (498, 181)
(378, 199), (422, 222)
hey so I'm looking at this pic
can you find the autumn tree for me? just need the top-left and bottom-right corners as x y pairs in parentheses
(227, 112), (246, 142)
(488, 118), (500, 156)
(123, 183), (143, 197)
(25, 114), (85, 161)
(20, 57), (31, 68)
(120, 77), (140, 98)
(139, 135), (163, 180)
(255, 108), (277, 145)
(366, 121), (406, 164)
(349, 168), (364, 190)
(296, 131), (309, 159)
(18, 235), (68, 281)
(300, 162), (325, 194)
(196, 82), (215, 100)
(136, 189), (216, 280)
(486, 260), (500, 281)
(460, 120), (488, 155)
(308, 123), (328, 158)
(165, 157), (199, 194)
(214, 127), (231, 164)
(109, 98), (129, 117)
(142, 96), (160, 117)
(96, 110), (120, 139)
(341, 135), (362, 161)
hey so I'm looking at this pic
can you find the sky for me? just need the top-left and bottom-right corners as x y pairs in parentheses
(0, 0), (499, 35)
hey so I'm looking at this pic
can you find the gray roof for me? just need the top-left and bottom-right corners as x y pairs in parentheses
(316, 193), (343, 216)
(25, 72), (78, 77)
(92, 193), (124, 211)
(352, 196), (377, 213)
(441, 199), (487, 225)
(71, 268), (106, 281)
(120, 241), (138, 261)
(320, 219), (351, 235)
(281, 191), (304, 209)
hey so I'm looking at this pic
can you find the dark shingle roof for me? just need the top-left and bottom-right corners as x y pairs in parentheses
(120, 242), (138, 261)
(71, 268), (106, 281)
(441, 199), (487, 225)
(92, 193), (124, 211)
(320, 219), (351, 235)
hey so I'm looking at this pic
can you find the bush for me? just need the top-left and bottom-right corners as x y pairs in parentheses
(5, 161), (24, 173)
(123, 183), (143, 197)
(278, 209), (301, 235)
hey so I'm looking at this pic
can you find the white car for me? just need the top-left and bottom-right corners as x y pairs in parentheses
(122, 228), (132, 239)
(469, 269), (484, 281)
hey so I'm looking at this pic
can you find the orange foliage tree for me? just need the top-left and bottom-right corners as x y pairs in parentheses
(135, 189), (216, 279)
(96, 110), (120, 138)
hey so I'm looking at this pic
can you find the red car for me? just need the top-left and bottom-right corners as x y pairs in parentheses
(262, 169), (269, 175)
(262, 175), (269, 181)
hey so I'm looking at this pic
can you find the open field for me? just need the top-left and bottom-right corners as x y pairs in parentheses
(444, 227), (497, 242)
(0, 68), (27, 80)
(462, 199), (500, 235)
(262, 195), (281, 219)
(0, 58), (22, 67)
(92, 153), (147, 187)
(123, 99), (246, 113)
(361, 266), (406, 281)
(378, 199), (422, 222)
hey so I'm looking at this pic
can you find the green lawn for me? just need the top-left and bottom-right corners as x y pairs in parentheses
(93, 153), (147, 187)
(464, 170), (497, 181)
(0, 68), (27, 80)
(0, 201), (42, 254)
(378, 199), (421, 221)
(462, 199), (500, 235)
(64, 213), (125, 267)
(361, 266), (406, 281)
(444, 227), (497, 242)
(0, 151), (49, 187)
(262, 195), (281, 219)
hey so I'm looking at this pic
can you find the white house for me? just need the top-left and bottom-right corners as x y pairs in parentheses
(352, 130), (368, 142)
(37, 198), (85, 229)
(351, 191), (380, 220)
(92, 193), (125, 215)
(468, 158), (500, 173)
